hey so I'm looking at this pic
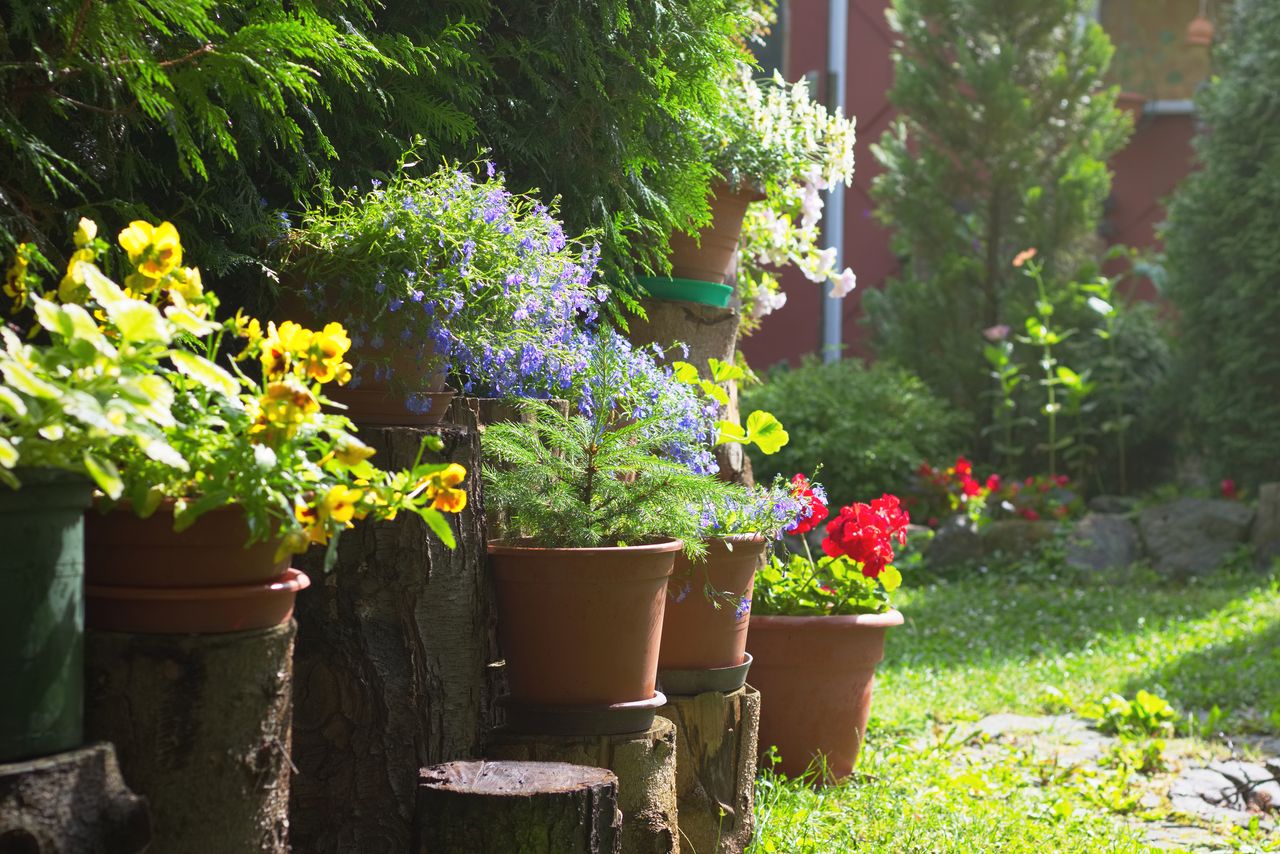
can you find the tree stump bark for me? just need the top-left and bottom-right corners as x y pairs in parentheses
(627, 299), (752, 486)
(414, 760), (621, 854)
(656, 687), (760, 854)
(0, 743), (150, 854)
(290, 425), (496, 854)
(84, 623), (295, 854)
(487, 718), (680, 854)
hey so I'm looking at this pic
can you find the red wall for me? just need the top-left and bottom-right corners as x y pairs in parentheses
(740, 2), (1198, 369)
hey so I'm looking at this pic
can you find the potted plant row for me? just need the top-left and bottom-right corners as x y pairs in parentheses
(0, 218), (467, 760)
(748, 479), (911, 782)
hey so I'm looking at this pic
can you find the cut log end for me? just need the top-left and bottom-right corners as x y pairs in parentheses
(415, 760), (621, 854)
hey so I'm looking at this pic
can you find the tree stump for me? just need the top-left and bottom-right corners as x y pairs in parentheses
(290, 425), (496, 854)
(656, 687), (760, 854)
(627, 299), (752, 486)
(84, 623), (295, 854)
(0, 743), (150, 854)
(487, 718), (680, 854)
(414, 760), (621, 853)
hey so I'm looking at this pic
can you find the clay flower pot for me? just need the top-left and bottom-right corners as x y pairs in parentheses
(746, 609), (903, 781)
(85, 504), (309, 635)
(658, 535), (767, 678)
(666, 184), (766, 285)
(488, 539), (680, 707)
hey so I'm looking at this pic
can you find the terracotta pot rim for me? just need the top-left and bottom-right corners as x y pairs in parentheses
(86, 568), (309, 601)
(711, 180), (767, 203)
(751, 608), (904, 629)
(488, 538), (683, 556)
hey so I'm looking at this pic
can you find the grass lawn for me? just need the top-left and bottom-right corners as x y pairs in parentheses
(749, 561), (1280, 853)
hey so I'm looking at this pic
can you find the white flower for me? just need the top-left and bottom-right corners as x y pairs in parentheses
(800, 182), (824, 231)
(752, 288), (788, 319)
(253, 444), (278, 471)
(801, 246), (838, 283)
(830, 267), (857, 298)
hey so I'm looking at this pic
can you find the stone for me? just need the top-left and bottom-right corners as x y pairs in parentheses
(1089, 494), (1138, 515)
(1065, 513), (1140, 572)
(971, 714), (1115, 766)
(925, 515), (982, 568)
(1138, 497), (1254, 580)
(980, 519), (1058, 558)
(1252, 483), (1280, 569)
(1168, 761), (1279, 827)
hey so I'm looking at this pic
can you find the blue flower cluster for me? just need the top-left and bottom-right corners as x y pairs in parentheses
(698, 481), (806, 539)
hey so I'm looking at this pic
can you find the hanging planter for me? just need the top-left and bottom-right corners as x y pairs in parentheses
(0, 470), (93, 762)
(746, 610), (902, 779)
(665, 183), (764, 286)
(657, 534), (767, 693)
(85, 505), (310, 635)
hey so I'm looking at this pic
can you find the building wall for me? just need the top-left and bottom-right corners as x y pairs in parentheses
(741, 1), (1203, 369)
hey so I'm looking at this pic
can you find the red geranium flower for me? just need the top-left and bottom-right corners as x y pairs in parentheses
(1221, 478), (1238, 500)
(821, 493), (910, 579)
(954, 457), (974, 478)
(986, 473), (1001, 492)
(787, 473), (829, 535)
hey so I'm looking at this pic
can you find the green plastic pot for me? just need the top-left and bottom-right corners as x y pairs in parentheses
(635, 276), (734, 309)
(0, 468), (92, 761)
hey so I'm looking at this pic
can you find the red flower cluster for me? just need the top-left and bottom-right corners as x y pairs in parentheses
(1221, 479), (1239, 500)
(821, 494), (910, 579)
(788, 473), (829, 535)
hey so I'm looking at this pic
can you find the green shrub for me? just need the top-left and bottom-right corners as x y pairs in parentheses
(742, 359), (971, 506)
(1162, 0), (1280, 487)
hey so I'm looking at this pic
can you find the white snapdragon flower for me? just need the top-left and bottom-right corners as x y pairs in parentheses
(830, 267), (857, 298)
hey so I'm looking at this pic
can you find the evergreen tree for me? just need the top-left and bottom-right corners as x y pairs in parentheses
(866, 0), (1129, 423)
(1163, 0), (1280, 487)
(0, 0), (481, 276)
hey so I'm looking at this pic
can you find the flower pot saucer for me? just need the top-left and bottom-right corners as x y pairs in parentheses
(86, 568), (310, 634)
(657, 652), (752, 697)
(498, 692), (668, 736)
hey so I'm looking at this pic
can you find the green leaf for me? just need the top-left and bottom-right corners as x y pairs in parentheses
(744, 410), (789, 454)
(0, 359), (60, 399)
(715, 419), (748, 445)
(708, 358), (743, 383)
(0, 385), (28, 418)
(416, 507), (457, 549)
(83, 452), (123, 499)
(879, 564), (902, 592)
(169, 350), (242, 401)
(111, 300), (171, 344)
(671, 361), (699, 383)
(699, 380), (730, 406)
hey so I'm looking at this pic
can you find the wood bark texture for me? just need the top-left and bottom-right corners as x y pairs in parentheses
(414, 760), (621, 854)
(0, 743), (150, 854)
(627, 299), (752, 486)
(84, 623), (295, 854)
(656, 687), (760, 854)
(487, 717), (680, 854)
(290, 425), (496, 854)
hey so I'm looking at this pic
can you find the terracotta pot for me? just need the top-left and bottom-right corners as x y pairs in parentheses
(86, 568), (310, 634)
(746, 610), (903, 780)
(667, 184), (765, 285)
(1186, 15), (1214, 47)
(1116, 91), (1146, 118)
(275, 290), (452, 426)
(86, 504), (286, 588)
(488, 539), (680, 706)
(658, 535), (767, 671)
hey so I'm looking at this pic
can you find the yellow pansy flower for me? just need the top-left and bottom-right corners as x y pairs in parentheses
(58, 248), (96, 303)
(431, 487), (467, 513)
(118, 220), (183, 281)
(169, 266), (204, 301)
(319, 485), (363, 525)
(303, 322), (352, 385)
(73, 217), (98, 248)
(3, 249), (31, 313)
(259, 320), (311, 381)
(333, 435), (376, 467)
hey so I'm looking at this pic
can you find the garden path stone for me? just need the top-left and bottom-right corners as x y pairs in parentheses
(972, 713), (1116, 765)
(1065, 513), (1140, 572)
(1252, 483), (1280, 568)
(1138, 497), (1254, 579)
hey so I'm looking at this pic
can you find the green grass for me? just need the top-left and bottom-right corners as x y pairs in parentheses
(749, 563), (1280, 853)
